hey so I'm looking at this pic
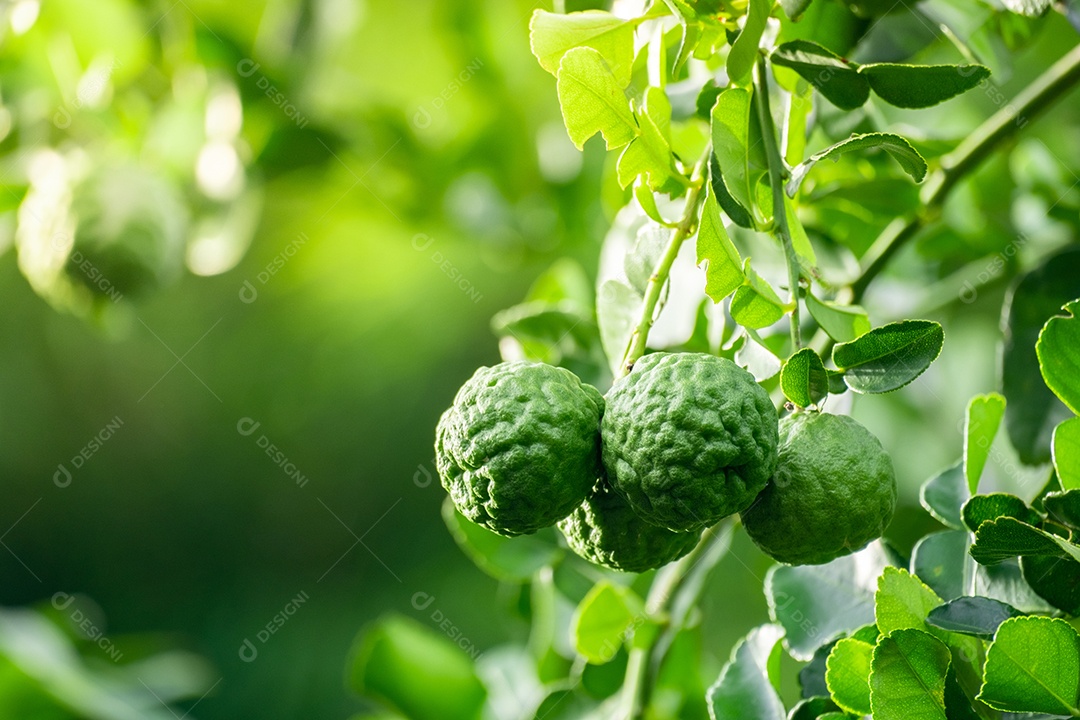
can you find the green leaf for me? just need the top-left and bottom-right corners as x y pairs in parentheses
(925, 597), (1023, 640)
(1001, 0), (1053, 16)
(556, 47), (638, 150)
(833, 320), (944, 394)
(442, 498), (561, 581)
(974, 557), (1057, 614)
(1002, 248), (1080, 465)
(617, 88), (681, 190)
(570, 582), (641, 664)
(961, 493), (1041, 533)
(707, 624), (787, 720)
(781, 349), (829, 408)
(970, 516), (1080, 565)
(1037, 299), (1080, 416)
(780, 0), (815, 20)
(869, 628), (952, 720)
(696, 186), (745, 303)
(977, 616), (1080, 716)
(1054, 418), (1080, 491)
(727, 0), (770, 86)
(786, 133), (927, 196)
(964, 393), (1006, 494)
(804, 293), (870, 344)
(784, 194), (818, 269)
(348, 614), (487, 720)
(530, 10), (635, 87)
(709, 154), (754, 229)
(787, 696), (842, 720)
(919, 463), (968, 530)
(859, 63), (991, 109)
(597, 279), (641, 377)
(1020, 554), (1080, 616)
(825, 638), (873, 715)
(766, 544), (890, 661)
(711, 88), (756, 221)
(910, 530), (975, 601)
(731, 260), (789, 330)
(770, 40), (870, 110)
(876, 567), (943, 636)
(1044, 489), (1080, 530)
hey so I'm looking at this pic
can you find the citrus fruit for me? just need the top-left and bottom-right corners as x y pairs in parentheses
(435, 361), (603, 536)
(740, 411), (897, 566)
(601, 352), (779, 532)
(559, 477), (702, 572)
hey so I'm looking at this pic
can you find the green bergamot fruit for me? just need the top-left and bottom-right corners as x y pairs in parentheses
(559, 477), (702, 573)
(740, 411), (897, 566)
(601, 352), (779, 532)
(435, 361), (603, 536)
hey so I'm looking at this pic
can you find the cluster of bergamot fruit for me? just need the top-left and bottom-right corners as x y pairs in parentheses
(435, 352), (897, 571)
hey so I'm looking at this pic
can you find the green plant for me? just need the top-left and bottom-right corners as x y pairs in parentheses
(348, 1), (1080, 718)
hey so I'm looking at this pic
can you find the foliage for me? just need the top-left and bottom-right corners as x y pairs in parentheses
(354, 0), (1080, 717)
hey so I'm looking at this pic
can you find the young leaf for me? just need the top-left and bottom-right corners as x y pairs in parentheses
(925, 597), (1023, 640)
(781, 348), (828, 408)
(727, 0), (771, 86)
(570, 582), (641, 664)
(1001, 248), (1080, 465)
(770, 40), (870, 110)
(1043, 489), (1080, 530)
(730, 260), (788, 330)
(786, 133), (928, 197)
(832, 320), (944, 394)
(969, 516), (1080, 565)
(348, 614), (487, 720)
(634, 181), (673, 228)
(977, 616), (1080, 716)
(875, 567), (943, 636)
(961, 493), (1041, 533)
(858, 63), (991, 109)
(711, 89), (756, 221)
(910, 530), (975, 602)
(869, 628), (952, 720)
(964, 393), (1006, 494)
(1037, 299), (1080, 415)
(707, 624), (787, 720)
(442, 498), (561, 581)
(765, 544), (890, 660)
(1054, 417), (1080, 490)
(617, 88), (681, 190)
(556, 47), (638, 150)
(825, 637), (873, 715)
(709, 154), (754, 229)
(696, 187), (745, 303)
(530, 10), (636, 87)
(804, 293), (870, 343)
(919, 462), (968, 530)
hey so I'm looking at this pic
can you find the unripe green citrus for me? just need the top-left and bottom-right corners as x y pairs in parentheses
(559, 477), (702, 572)
(435, 361), (603, 537)
(601, 352), (779, 532)
(741, 411), (897, 566)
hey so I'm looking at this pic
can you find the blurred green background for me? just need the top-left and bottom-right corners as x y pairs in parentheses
(0, 0), (1077, 717)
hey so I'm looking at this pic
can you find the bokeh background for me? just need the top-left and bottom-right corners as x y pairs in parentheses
(0, 0), (1077, 718)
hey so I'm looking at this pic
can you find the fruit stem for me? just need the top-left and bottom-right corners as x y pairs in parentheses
(618, 152), (711, 379)
(623, 519), (736, 719)
(754, 55), (803, 351)
(850, 42), (1080, 303)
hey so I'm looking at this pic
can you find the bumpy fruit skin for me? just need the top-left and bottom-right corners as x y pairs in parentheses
(559, 478), (702, 572)
(435, 361), (603, 537)
(741, 412), (897, 566)
(602, 352), (779, 532)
